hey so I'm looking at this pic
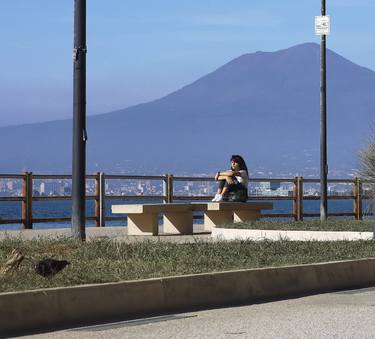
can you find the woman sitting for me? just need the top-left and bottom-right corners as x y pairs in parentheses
(212, 154), (249, 202)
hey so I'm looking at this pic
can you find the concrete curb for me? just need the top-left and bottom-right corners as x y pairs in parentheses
(1, 258), (375, 336)
(212, 228), (374, 241)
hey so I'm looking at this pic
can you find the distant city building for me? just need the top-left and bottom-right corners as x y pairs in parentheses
(40, 182), (62, 196)
(63, 186), (71, 195)
(255, 182), (289, 196)
(259, 182), (281, 191)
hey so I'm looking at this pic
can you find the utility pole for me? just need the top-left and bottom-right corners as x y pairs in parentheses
(319, 0), (328, 222)
(71, 0), (87, 240)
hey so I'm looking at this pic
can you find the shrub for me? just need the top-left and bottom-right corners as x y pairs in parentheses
(359, 125), (375, 193)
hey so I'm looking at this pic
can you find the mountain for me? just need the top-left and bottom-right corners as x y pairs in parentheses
(1, 42), (374, 176)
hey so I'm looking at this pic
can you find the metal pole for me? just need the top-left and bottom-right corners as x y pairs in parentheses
(320, 0), (328, 222)
(71, 0), (87, 240)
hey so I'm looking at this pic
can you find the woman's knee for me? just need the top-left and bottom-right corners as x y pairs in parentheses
(218, 180), (226, 190)
(225, 177), (234, 185)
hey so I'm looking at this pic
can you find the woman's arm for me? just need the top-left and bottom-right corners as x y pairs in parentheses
(219, 170), (235, 176)
(215, 170), (235, 181)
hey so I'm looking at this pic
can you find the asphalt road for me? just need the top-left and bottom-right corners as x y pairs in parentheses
(20, 287), (375, 339)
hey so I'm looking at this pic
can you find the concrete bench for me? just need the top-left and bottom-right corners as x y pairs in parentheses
(111, 203), (198, 236)
(112, 202), (273, 236)
(193, 202), (273, 231)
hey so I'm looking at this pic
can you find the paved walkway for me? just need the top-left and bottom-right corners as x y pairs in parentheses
(20, 286), (375, 338)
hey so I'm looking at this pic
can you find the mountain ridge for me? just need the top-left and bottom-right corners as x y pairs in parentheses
(1, 42), (374, 175)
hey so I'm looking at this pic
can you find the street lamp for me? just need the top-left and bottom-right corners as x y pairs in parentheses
(71, 0), (87, 240)
(315, 0), (329, 222)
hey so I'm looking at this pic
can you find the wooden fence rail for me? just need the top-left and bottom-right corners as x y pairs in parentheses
(0, 172), (371, 229)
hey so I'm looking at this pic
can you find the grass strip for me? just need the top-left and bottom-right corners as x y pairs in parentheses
(1, 237), (375, 293)
(219, 219), (374, 232)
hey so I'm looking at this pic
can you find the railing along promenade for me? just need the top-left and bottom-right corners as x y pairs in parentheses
(0, 173), (369, 229)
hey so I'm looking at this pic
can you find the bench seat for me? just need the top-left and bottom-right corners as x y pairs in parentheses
(112, 203), (200, 235)
(191, 202), (273, 231)
(111, 202), (273, 235)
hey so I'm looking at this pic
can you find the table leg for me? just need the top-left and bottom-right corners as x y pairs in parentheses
(233, 210), (261, 223)
(127, 213), (159, 235)
(203, 211), (233, 231)
(163, 211), (193, 235)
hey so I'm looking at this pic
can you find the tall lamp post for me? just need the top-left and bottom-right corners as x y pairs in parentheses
(316, 0), (329, 222)
(71, 0), (87, 240)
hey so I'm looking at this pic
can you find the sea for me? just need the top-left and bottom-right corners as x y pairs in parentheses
(0, 199), (373, 230)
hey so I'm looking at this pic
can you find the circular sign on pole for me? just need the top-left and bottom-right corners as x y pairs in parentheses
(315, 15), (330, 35)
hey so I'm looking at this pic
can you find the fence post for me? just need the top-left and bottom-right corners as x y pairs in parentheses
(99, 172), (106, 226)
(95, 172), (100, 227)
(353, 177), (363, 220)
(163, 174), (169, 203)
(22, 172), (33, 229)
(298, 177), (304, 221)
(293, 177), (298, 221)
(292, 177), (303, 221)
(168, 174), (174, 203)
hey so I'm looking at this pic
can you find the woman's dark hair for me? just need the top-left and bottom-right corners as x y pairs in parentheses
(230, 155), (248, 175)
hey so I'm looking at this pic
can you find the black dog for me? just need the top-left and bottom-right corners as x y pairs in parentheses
(35, 258), (70, 277)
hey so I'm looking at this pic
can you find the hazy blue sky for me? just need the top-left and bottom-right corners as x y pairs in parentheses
(0, 0), (374, 126)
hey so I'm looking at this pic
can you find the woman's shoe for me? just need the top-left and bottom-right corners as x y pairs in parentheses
(211, 194), (219, 201)
(215, 194), (223, 202)
(212, 194), (222, 201)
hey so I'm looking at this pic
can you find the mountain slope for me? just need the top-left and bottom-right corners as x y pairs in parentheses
(1, 42), (374, 175)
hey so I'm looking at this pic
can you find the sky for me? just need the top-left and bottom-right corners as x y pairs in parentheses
(0, 0), (374, 127)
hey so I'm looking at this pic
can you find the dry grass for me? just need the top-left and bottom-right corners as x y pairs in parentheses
(1, 236), (375, 293)
(220, 219), (374, 231)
